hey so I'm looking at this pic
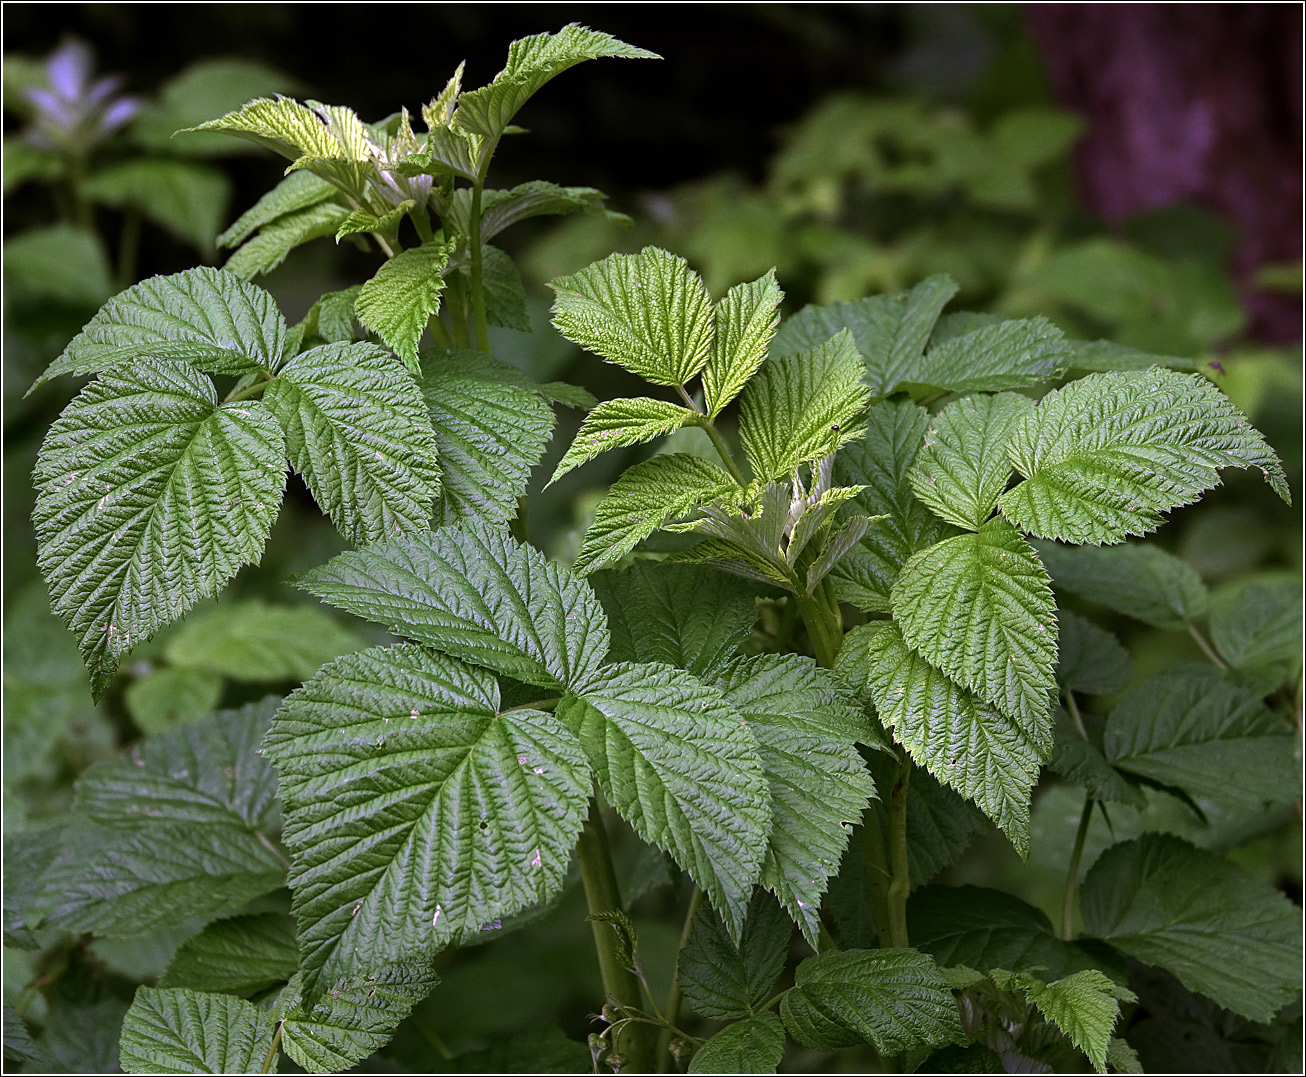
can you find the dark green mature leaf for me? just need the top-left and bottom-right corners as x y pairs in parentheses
(990, 968), (1134, 1073)
(1081, 834), (1303, 1021)
(119, 987), (277, 1074)
(910, 393), (1034, 530)
(550, 396), (693, 485)
(3, 223), (113, 307)
(3, 999), (42, 1067)
(265, 645), (590, 999)
(550, 247), (714, 386)
(223, 202), (351, 280)
(298, 522), (608, 692)
(594, 561), (758, 676)
(277, 964), (440, 1072)
(33, 362), (285, 698)
(84, 159), (230, 253)
(738, 330), (870, 481)
(999, 369), (1290, 544)
(420, 352), (556, 526)
(910, 316), (1067, 393)
(1050, 712), (1144, 807)
(689, 1013), (785, 1074)
(452, 245), (531, 332)
(219, 171), (337, 248)
(160, 913), (299, 996)
(713, 654), (878, 943)
(1063, 339), (1201, 374)
(574, 454), (740, 576)
(1056, 611), (1131, 695)
(679, 891), (791, 1020)
(1209, 573), (1303, 670)
(31, 267), (288, 390)
(1035, 540), (1209, 629)
(892, 520), (1058, 728)
(780, 948), (963, 1053)
(1103, 665), (1299, 808)
(356, 241), (452, 374)
(264, 341), (441, 543)
(839, 623), (1045, 853)
(704, 269), (783, 418)
(448, 1025), (591, 1074)
(831, 400), (958, 611)
(771, 275), (958, 396)
(558, 662), (769, 941)
(125, 668), (223, 733)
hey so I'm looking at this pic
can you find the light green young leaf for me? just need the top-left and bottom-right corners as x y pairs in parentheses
(999, 369), (1290, 544)
(447, 181), (616, 242)
(160, 913), (299, 996)
(910, 392), (1034, 530)
(84, 159), (230, 253)
(1035, 541), (1208, 629)
(218, 170), (337, 248)
(296, 522), (609, 692)
(910, 316), (1067, 393)
(124, 667), (223, 734)
(222, 201), (351, 280)
(771, 275), (958, 396)
(738, 329), (871, 481)
(573, 454), (740, 576)
(679, 891), (792, 1020)
(33, 362), (285, 698)
(890, 520), (1059, 728)
(453, 245), (531, 331)
(164, 599), (365, 682)
(1081, 834), (1303, 1022)
(703, 269), (783, 418)
(838, 623), (1044, 853)
(689, 1013), (785, 1074)
(263, 341), (441, 543)
(1056, 611), (1131, 695)
(356, 241), (453, 375)
(1103, 665), (1300, 809)
(713, 654), (878, 943)
(549, 396), (693, 485)
(550, 247), (715, 386)
(420, 352), (555, 525)
(31, 266), (289, 390)
(991, 969), (1134, 1074)
(188, 95), (341, 162)
(297, 285), (362, 345)
(264, 645), (590, 1000)
(334, 200), (413, 241)
(780, 948), (963, 1053)
(119, 987), (277, 1075)
(1209, 572), (1303, 669)
(558, 662), (769, 942)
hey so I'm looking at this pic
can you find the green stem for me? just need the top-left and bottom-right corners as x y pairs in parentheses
(500, 697), (561, 714)
(697, 417), (748, 487)
(445, 273), (472, 349)
(224, 374), (274, 404)
(1065, 689), (1088, 739)
(261, 1022), (284, 1073)
(577, 801), (651, 1072)
(1061, 794), (1093, 940)
(411, 1013), (455, 1061)
(861, 806), (893, 945)
(1187, 623), (1229, 670)
(117, 208), (141, 288)
(655, 887), (704, 1072)
(468, 179), (490, 352)
(885, 757), (912, 949)
(794, 588), (841, 668)
(410, 206), (436, 245)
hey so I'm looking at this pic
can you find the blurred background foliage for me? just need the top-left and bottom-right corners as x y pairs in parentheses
(3, 5), (1300, 1073)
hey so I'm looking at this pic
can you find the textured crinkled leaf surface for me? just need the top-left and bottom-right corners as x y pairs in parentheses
(191, 95), (341, 160)
(891, 520), (1058, 728)
(33, 361), (285, 697)
(264, 341), (441, 543)
(448, 181), (613, 242)
(297, 522), (608, 692)
(704, 270), (783, 418)
(264, 645), (590, 999)
(119, 987), (277, 1075)
(999, 369), (1290, 543)
(990, 969), (1134, 1074)
(558, 662), (769, 941)
(32, 267), (288, 389)
(910, 316), (1066, 393)
(160, 913), (299, 996)
(1055, 611), (1131, 695)
(219, 171), (338, 248)
(689, 1013), (785, 1074)
(356, 242), (452, 374)
(679, 891), (791, 1020)
(1035, 541), (1208, 629)
(223, 202), (350, 281)
(1209, 573), (1303, 669)
(550, 396), (692, 484)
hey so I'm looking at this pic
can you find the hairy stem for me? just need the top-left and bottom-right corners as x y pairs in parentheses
(655, 887), (704, 1072)
(1187, 622), (1229, 670)
(885, 757), (912, 949)
(261, 1022), (284, 1074)
(1062, 793), (1094, 940)
(794, 588), (841, 668)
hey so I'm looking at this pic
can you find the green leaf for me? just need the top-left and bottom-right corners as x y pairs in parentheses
(573, 454), (740, 576)
(680, 891), (791, 1020)
(264, 644), (590, 1000)
(550, 397), (693, 485)
(1103, 665), (1300, 808)
(991, 968), (1134, 1073)
(31, 266), (289, 390)
(594, 561), (758, 677)
(125, 667), (223, 734)
(1209, 572), (1303, 669)
(838, 623), (1043, 853)
(84, 159), (230, 253)
(830, 399), (958, 611)
(447, 1025), (591, 1073)
(558, 662), (769, 941)
(1105, 1036), (1144, 1074)
(188, 95), (342, 161)
(160, 913), (299, 996)
(449, 181), (617, 243)
(334, 200), (413, 242)
(713, 654), (878, 943)
(892, 520), (1058, 728)
(1035, 541), (1209, 629)
(999, 369), (1290, 544)
(297, 285), (362, 345)
(550, 247), (714, 386)
(1081, 834), (1303, 1022)
(780, 948), (963, 1053)
(1056, 611), (1131, 695)
(297, 522), (608, 693)
(689, 1013), (784, 1074)
(419, 352), (556, 525)
(223, 201), (352, 280)
(1049, 712), (1143, 808)
(2, 136), (62, 195)
(33, 362), (286, 698)
(454, 245), (531, 331)
(703, 270), (783, 418)
(910, 316), (1067, 393)
(263, 340), (442, 543)
(739, 330), (871, 481)
(771, 275), (958, 397)
(3, 223), (113, 308)
(910, 392), (1034, 530)
(164, 599), (365, 682)
(1064, 339), (1201, 374)
(356, 241), (452, 375)
(277, 965), (439, 1072)
(119, 987), (277, 1074)
(3, 999), (43, 1068)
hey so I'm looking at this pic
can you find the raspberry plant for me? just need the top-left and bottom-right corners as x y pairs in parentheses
(12, 24), (1302, 1076)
